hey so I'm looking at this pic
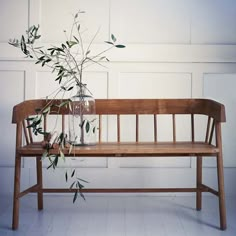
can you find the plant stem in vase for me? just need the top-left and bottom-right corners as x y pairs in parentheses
(69, 83), (96, 146)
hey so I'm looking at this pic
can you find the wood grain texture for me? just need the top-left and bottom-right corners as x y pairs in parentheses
(12, 99), (226, 123)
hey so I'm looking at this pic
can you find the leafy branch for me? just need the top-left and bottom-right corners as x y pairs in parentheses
(9, 11), (125, 202)
(9, 11), (125, 92)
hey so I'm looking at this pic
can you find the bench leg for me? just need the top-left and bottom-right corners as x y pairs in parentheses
(215, 123), (227, 230)
(217, 153), (227, 230)
(36, 156), (43, 210)
(12, 155), (21, 230)
(196, 156), (202, 211)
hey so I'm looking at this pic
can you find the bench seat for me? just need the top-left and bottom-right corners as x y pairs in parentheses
(18, 141), (219, 156)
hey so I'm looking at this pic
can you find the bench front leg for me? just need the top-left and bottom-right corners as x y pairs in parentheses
(12, 154), (21, 230)
(196, 155), (202, 211)
(216, 123), (227, 230)
(217, 152), (227, 230)
(36, 156), (43, 210)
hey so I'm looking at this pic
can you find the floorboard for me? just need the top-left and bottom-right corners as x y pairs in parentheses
(0, 195), (235, 235)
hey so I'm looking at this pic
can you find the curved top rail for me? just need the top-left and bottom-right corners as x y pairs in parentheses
(12, 99), (226, 123)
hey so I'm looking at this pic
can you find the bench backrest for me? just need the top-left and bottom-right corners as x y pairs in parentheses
(12, 99), (226, 144)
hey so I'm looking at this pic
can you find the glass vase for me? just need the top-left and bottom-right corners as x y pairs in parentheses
(68, 85), (96, 146)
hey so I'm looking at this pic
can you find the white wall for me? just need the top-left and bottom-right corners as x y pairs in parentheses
(1, 0), (236, 196)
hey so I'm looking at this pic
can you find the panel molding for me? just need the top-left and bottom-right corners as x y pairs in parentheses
(2, 43), (236, 63)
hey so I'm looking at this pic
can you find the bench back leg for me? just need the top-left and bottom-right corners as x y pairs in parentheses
(196, 156), (202, 211)
(12, 155), (21, 230)
(36, 156), (43, 210)
(217, 152), (227, 230)
(216, 123), (227, 230)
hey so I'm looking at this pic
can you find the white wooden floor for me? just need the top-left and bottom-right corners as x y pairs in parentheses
(0, 195), (235, 236)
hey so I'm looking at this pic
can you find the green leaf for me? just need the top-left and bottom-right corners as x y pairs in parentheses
(42, 150), (48, 159)
(47, 163), (54, 169)
(105, 41), (114, 45)
(70, 181), (75, 189)
(73, 36), (80, 43)
(77, 178), (89, 183)
(80, 191), (86, 201)
(65, 171), (68, 182)
(111, 34), (117, 43)
(9, 39), (20, 47)
(67, 86), (74, 91)
(54, 155), (59, 168)
(73, 189), (78, 203)
(60, 149), (65, 161)
(20, 35), (26, 52)
(37, 128), (49, 136)
(55, 47), (64, 53)
(71, 169), (75, 178)
(55, 75), (63, 83)
(33, 46), (43, 50)
(85, 121), (90, 133)
(61, 86), (66, 91)
(44, 58), (52, 63)
(42, 106), (51, 115)
(58, 100), (70, 108)
(35, 35), (41, 39)
(42, 60), (46, 67)
(48, 47), (56, 51)
(66, 41), (77, 48)
(77, 182), (84, 189)
(61, 43), (67, 49)
(115, 44), (126, 48)
(26, 117), (35, 121)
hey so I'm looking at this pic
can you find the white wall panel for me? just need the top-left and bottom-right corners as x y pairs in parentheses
(117, 72), (191, 98)
(110, 0), (191, 44)
(0, 70), (25, 166)
(0, 0), (28, 42)
(40, 0), (110, 43)
(191, 0), (236, 44)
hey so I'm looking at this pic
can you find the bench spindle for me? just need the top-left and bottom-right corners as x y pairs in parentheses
(209, 119), (215, 145)
(136, 114), (139, 142)
(26, 119), (33, 144)
(43, 114), (47, 141)
(62, 114), (65, 134)
(205, 116), (211, 143)
(154, 114), (157, 142)
(205, 117), (215, 144)
(117, 114), (120, 142)
(172, 114), (176, 142)
(191, 114), (195, 142)
(99, 114), (102, 143)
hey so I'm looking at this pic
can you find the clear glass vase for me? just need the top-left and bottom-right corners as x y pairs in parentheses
(68, 84), (96, 146)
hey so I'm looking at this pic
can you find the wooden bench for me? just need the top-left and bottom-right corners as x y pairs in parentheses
(12, 98), (227, 230)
